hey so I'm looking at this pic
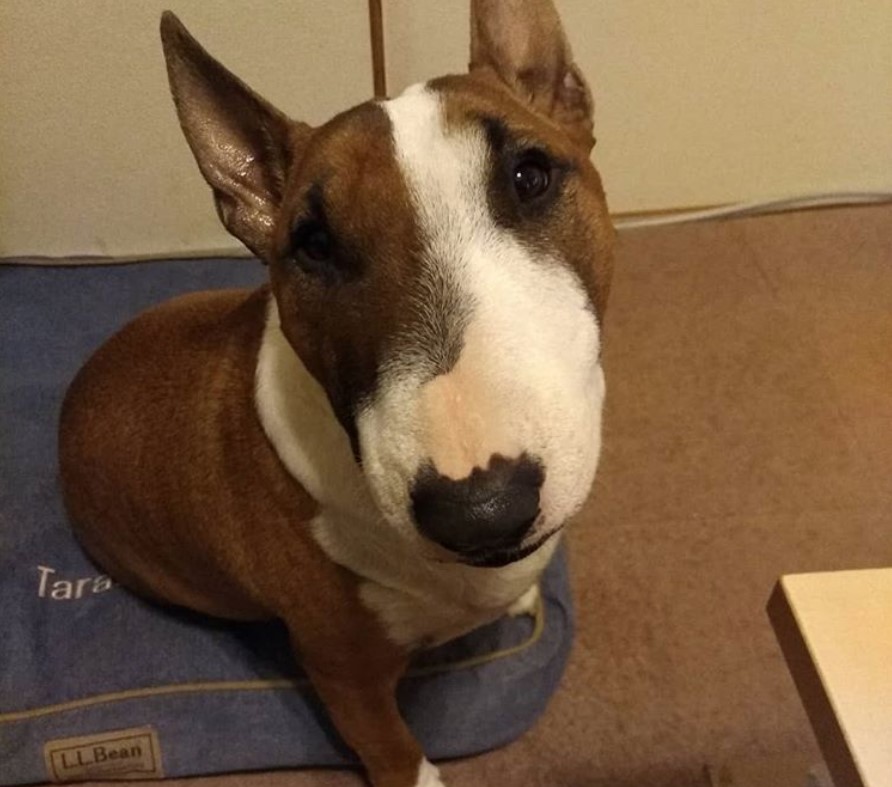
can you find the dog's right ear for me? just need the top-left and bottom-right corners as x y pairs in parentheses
(469, 0), (594, 149)
(160, 12), (310, 259)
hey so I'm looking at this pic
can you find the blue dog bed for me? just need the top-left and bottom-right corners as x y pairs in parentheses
(0, 260), (573, 784)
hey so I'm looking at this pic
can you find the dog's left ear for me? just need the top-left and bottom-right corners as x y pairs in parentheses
(469, 0), (594, 148)
(160, 12), (310, 259)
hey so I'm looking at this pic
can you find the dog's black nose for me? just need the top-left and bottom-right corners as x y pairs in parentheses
(411, 455), (544, 559)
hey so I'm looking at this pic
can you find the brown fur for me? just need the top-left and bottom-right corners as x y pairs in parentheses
(59, 287), (421, 786)
(59, 2), (611, 785)
(434, 72), (614, 318)
(268, 102), (429, 440)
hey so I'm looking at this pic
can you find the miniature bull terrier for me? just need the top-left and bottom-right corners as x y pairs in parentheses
(59, 1), (614, 784)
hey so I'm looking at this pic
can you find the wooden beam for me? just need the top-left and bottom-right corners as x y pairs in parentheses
(368, 0), (387, 98)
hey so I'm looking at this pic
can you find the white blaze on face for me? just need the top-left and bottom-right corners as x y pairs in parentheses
(358, 83), (605, 541)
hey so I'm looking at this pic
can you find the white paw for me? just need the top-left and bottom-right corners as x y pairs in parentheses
(415, 758), (445, 786)
(507, 583), (540, 618)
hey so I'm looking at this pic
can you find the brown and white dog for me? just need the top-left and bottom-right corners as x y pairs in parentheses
(59, 1), (614, 785)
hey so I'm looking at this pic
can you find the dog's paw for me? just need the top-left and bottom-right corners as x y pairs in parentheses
(414, 758), (445, 786)
(507, 583), (540, 618)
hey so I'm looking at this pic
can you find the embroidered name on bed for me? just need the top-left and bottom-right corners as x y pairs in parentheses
(37, 565), (114, 600)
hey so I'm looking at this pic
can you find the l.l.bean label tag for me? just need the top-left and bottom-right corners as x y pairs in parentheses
(44, 727), (163, 782)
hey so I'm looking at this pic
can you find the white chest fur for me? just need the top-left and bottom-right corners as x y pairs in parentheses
(255, 300), (543, 648)
(316, 510), (554, 648)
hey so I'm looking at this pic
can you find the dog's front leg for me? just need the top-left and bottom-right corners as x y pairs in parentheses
(286, 609), (443, 787)
(306, 662), (442, 787)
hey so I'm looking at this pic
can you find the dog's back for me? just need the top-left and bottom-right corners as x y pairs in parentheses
(60, 286), (299, 618)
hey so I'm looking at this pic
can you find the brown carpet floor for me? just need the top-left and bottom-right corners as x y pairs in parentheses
(78, 205), (892, 787)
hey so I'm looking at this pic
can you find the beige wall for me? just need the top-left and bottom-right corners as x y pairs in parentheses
(2, 1), (891, 258)
(0, 1), (371, 258)
(386, 0), (892, 216)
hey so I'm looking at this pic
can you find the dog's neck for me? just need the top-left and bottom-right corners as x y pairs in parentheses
(255, 296), (551, 647)
(255, 296), (374, 520)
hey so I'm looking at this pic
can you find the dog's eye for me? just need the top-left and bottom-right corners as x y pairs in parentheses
(289, 219), (336, 276)
(512, 153), (552, 202)
(286, 215), (363, 283)
(293, 223), (332, 262)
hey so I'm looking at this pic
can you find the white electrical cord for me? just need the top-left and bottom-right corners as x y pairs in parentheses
(612, 191), (892, 231)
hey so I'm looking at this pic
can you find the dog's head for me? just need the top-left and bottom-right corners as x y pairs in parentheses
(161, 0), (614, 569)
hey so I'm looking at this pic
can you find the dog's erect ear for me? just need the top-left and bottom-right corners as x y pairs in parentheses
(160, 12), (310, 258)
(469, 0), (594, 148)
